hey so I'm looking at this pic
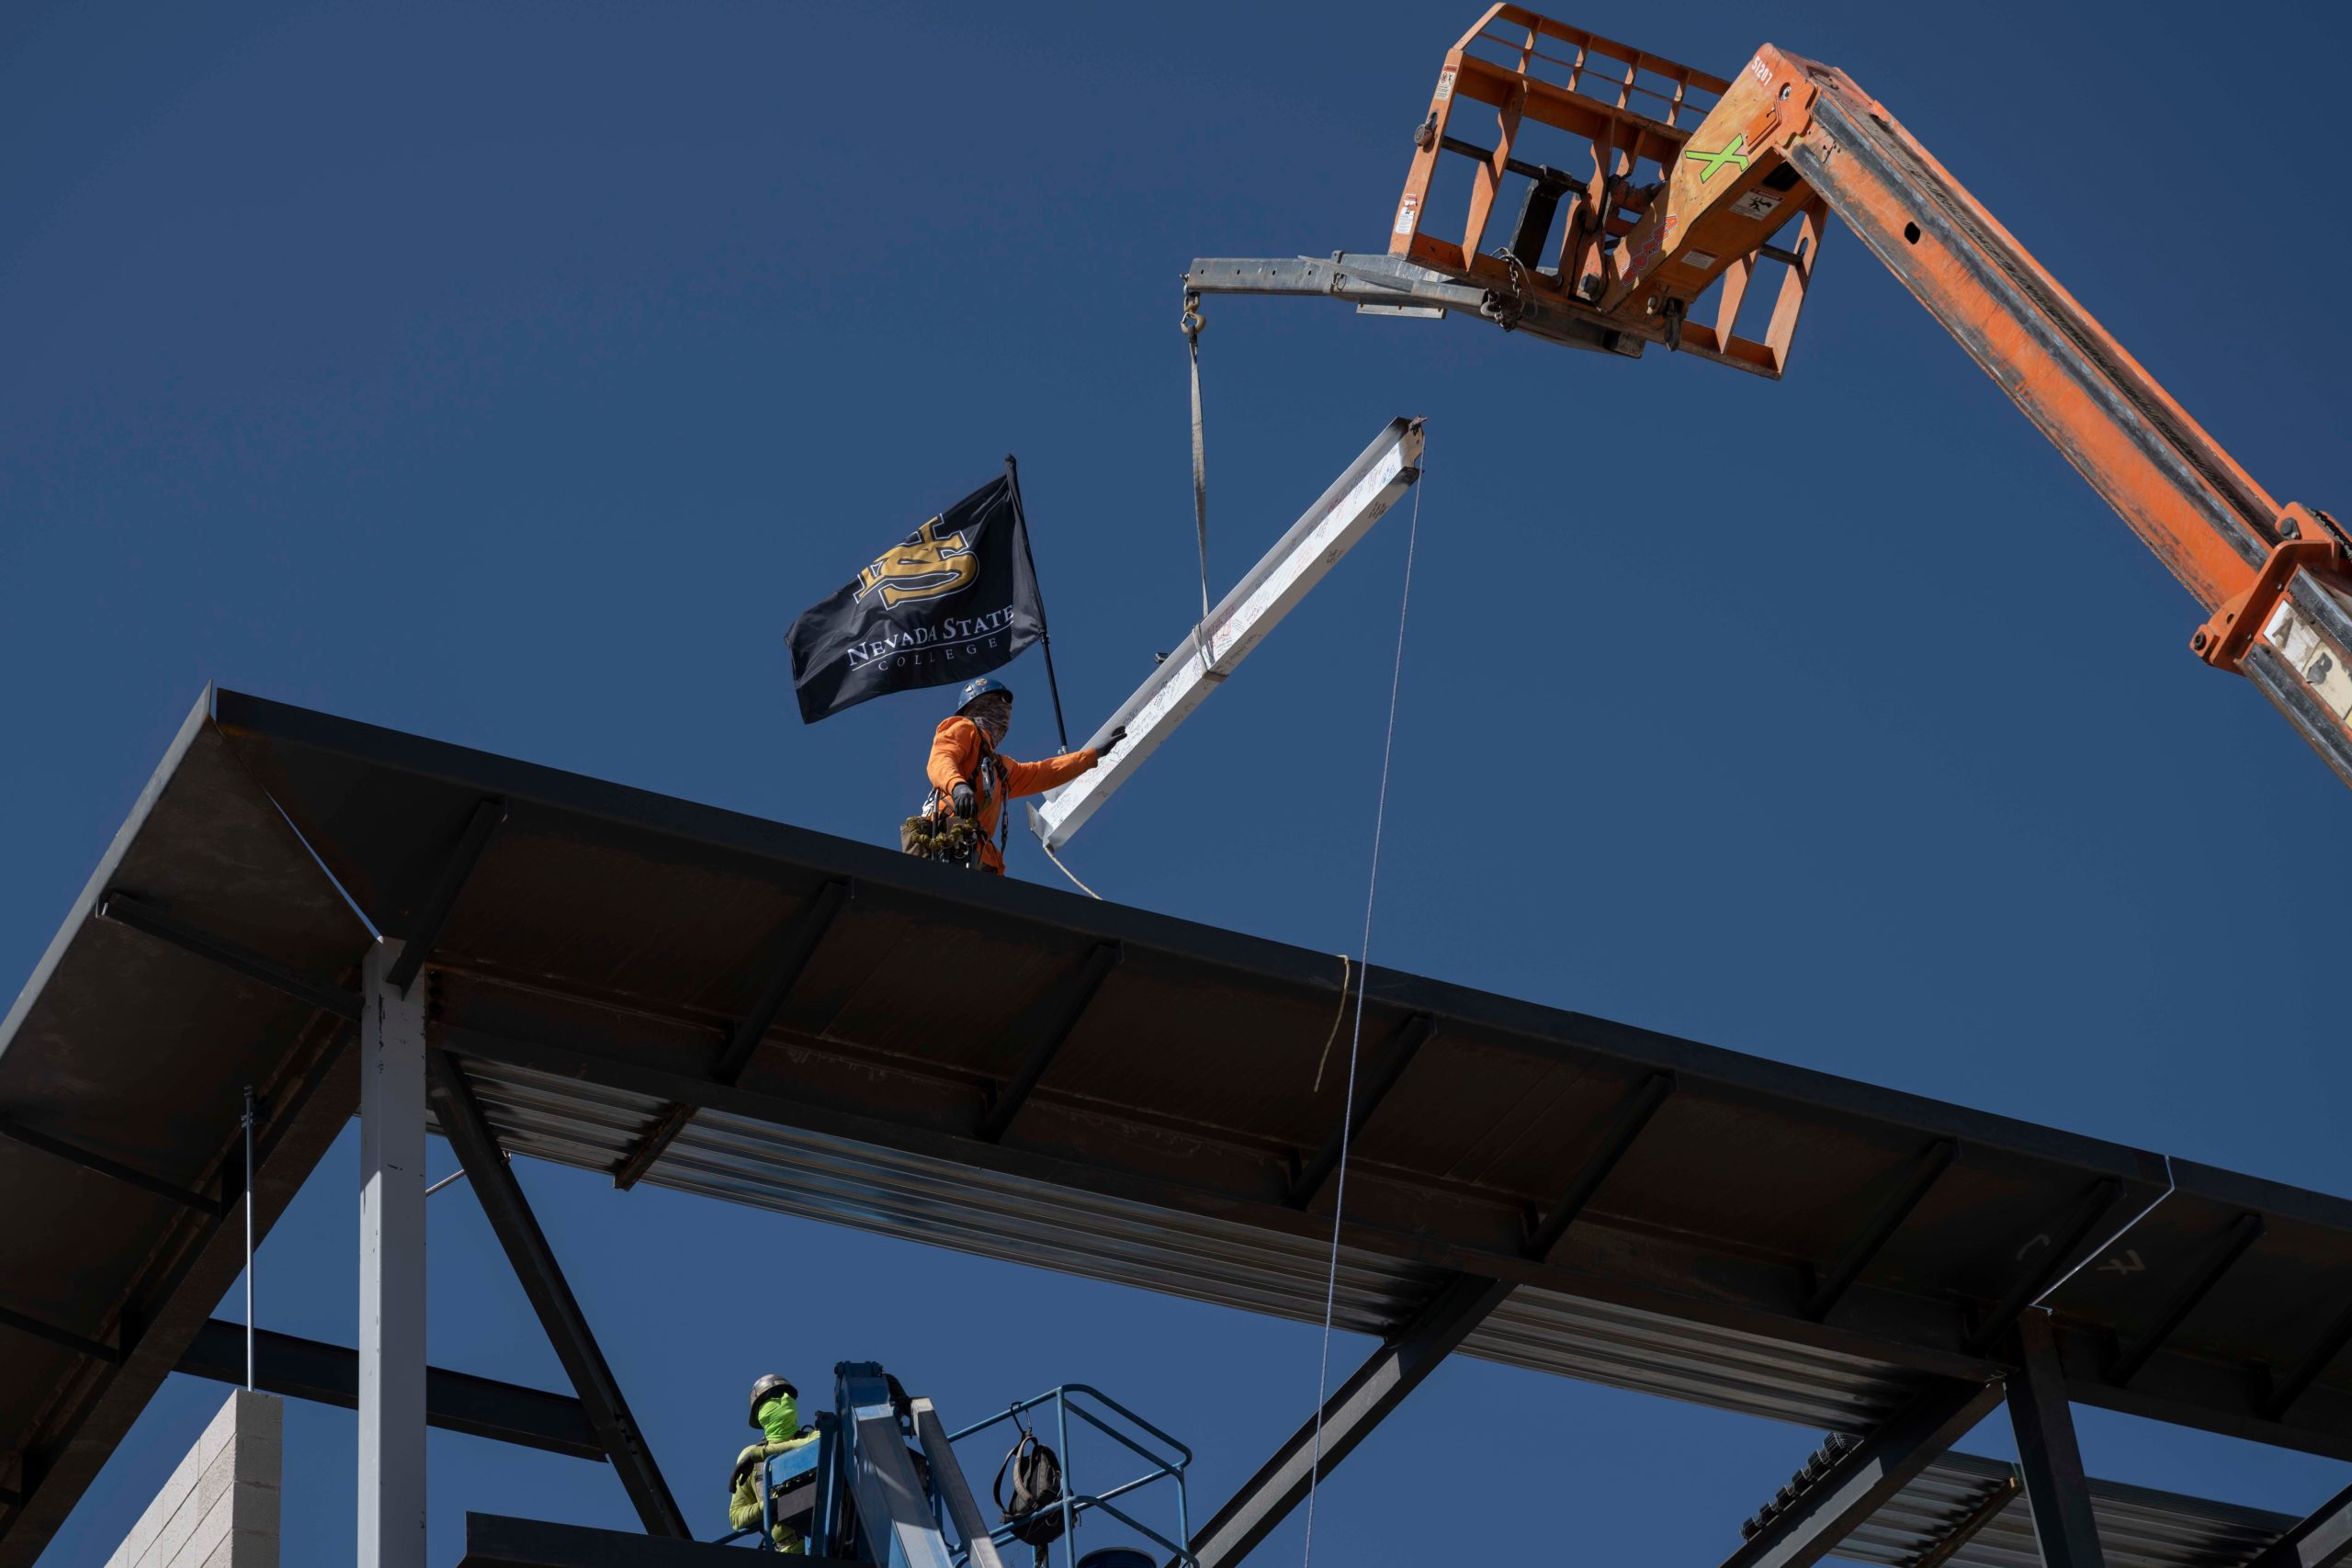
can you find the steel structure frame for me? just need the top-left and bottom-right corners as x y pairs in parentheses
(9, 690), (2352, 1568)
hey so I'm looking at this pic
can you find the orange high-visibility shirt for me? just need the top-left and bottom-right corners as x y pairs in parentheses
(925, 715), (1100, 874)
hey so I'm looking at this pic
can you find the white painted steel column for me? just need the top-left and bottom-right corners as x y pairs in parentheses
(1028, 417), (1423, 851)
(359, 940), (426, 1568)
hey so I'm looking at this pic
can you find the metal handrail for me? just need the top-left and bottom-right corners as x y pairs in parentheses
(944, 1383), (1194, 1568)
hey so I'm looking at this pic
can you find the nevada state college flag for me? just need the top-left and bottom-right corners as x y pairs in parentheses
(786, 471), (1046, 724)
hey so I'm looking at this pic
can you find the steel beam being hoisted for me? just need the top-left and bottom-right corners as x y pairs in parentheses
(1026, 417), (1424, 852)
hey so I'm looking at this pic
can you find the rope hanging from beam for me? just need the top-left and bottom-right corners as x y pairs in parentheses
(1299, 458), (1426, 1568)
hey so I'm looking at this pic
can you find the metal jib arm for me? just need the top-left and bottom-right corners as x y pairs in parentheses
(1185, 5), (2352, 790)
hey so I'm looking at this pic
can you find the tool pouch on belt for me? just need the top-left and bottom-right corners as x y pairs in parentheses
(903, 734), (1001, 868)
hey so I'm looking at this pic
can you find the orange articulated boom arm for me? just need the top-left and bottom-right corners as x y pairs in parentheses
(1688, 44), (2352, 786)
(1185, 8), (2352, 785)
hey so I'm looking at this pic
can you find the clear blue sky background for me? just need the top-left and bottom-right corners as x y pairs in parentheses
(5, 0), (2348, 1562)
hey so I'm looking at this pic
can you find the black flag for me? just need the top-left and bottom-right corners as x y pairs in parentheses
(786, 472), (1046, 724)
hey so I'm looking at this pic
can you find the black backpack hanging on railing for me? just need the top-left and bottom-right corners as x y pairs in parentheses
(995, 1427), (1066, 1567)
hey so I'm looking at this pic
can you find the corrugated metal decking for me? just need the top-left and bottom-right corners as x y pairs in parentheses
(1838, 1450), (2294, 1568)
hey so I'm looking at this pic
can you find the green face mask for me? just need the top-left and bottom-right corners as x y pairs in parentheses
(756, 1393), (798, 1443)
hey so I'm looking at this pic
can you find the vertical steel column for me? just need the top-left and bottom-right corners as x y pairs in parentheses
(2007, 1310), (2106, 1568)
(359, 942), (427, 1568)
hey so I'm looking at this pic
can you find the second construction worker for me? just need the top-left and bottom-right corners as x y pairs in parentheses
(729, 1373), (820, 1552)
(910, 678), (1122, 874)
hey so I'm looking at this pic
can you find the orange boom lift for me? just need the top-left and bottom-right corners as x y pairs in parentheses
(1184, 6), (2352, 789)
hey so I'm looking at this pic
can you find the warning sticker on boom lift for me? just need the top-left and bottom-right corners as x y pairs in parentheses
(1730, 188), (1783, 221)
(1394, 195), (1419, 235)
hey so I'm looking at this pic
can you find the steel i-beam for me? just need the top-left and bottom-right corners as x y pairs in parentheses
(177, 1318), (603, 1461)
(1184, 1272), (1512, 1568)
(2007, 1309), (2108, 1567)
(360, 943), (427, 1568)
(2250, 1474), (2352, 1568)
(1028, 418), (1423, 851)
(427, 1048), (691, 1539)
(1716, 1379), (2005, 1568)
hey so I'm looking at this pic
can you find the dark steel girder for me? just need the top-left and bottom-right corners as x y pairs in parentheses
(1182, 1272), (1516, 1568)
(2250, 1477), (2352, 1568)
(426, 1050), (691, 1538)
(2007, 1309), (2108, 1567)
(96, 892), (362, 1022)
(1912, 1472), (2021, 1568)
(974, 942), (1122, 1144)
(384, 797), (505, 995)
(2111, 1212), (2266, 1386)
(0, 1115), (223, 1215)
(459, 1513), (865, 1568)
(1190, 1075), (1682, 1568)
(1285, 1015), (1435, 1210)
(0, 1304), (117, 1366)
(1717, 1379), (2005, 1568)
(1524, 1072), (1675, 1263)
(611, 879), (850, 1189)
(176, 1318), (603, 1461)
(1967, 1179), (2128, 1355)
(2271, 1293), (2352, 1421)
(1806, 1139), (1958, 1322)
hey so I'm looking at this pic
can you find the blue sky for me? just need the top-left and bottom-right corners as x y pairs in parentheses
(4, 0), (2348, 1563)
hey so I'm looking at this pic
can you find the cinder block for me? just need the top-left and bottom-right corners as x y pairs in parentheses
(196, 1446), (235, 1518)
(195, 1398), (239, 1470)
(168, 1492), (233, 1568)
(228, 1523), (278, 1568)
(101, 1390), (283, 1568)
(151, 1486), (202, 1568)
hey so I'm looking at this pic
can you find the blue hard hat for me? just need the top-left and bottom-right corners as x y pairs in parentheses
(956, 677), (1013, 712)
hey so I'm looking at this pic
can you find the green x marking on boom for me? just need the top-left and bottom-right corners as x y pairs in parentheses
(1685, 133), (1749, 183)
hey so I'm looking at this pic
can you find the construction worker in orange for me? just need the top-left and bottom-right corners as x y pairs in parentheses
(904, 677), (1123, 874)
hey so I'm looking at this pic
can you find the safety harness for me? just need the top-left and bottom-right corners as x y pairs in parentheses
(992, 1425), (1065, 1568)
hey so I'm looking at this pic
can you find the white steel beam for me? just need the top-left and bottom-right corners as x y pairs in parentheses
(1028, 416), (1424, 851)
(359, 940), (427, 1568)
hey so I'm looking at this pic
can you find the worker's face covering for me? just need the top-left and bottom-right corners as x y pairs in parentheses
(757, 1393), (798, 1442)
(786, 473), (1047, 724)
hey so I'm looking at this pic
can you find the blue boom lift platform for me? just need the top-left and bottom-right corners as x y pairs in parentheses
(726, 1364), (1192, 1568)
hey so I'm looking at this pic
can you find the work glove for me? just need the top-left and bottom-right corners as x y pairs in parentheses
(951, 782), (976, 818)
(1097, 726), (1127, 753)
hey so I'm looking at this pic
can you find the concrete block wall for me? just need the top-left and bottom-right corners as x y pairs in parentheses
(100, 1390), (281, 1568)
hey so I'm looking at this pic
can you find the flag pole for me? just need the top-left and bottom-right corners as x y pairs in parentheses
(1004, 453), (1071, 751)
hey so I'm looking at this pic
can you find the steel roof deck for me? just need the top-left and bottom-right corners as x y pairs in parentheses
(1840, 1451), (2295, 1568)
(6, 687), (2351, 1565)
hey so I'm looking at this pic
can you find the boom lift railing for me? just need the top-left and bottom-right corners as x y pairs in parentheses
(736, 1367), (1191, 1568)
(1185, 4), (2352, 790)
(945, 1384), (1195, 1568)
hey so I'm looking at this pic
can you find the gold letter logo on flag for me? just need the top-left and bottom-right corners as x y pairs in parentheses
(855, 516), (978, 609)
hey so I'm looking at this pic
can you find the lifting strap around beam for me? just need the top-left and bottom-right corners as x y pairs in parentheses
(427, 1049), (691, 1538)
